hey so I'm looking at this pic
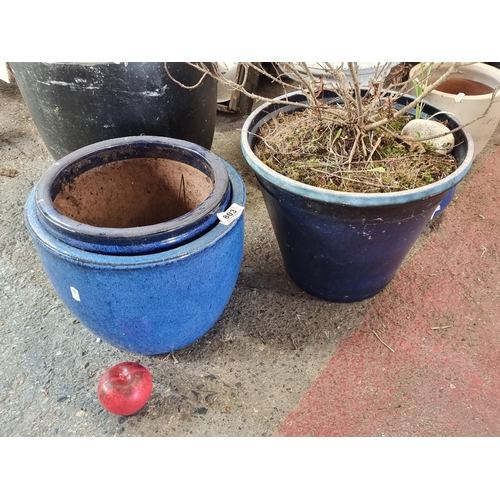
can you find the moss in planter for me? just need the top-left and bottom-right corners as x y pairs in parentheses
(253, 105), (457, 194)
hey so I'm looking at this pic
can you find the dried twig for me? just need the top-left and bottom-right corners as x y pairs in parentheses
(367, 136), (382, 165)
(0, 167), (18, 177)
(348, 62), (364, 129)
(185, 62), (493, 193)
(363, 63), (464, 131)
(167, 352), (179, 364)
(163, 62), (209, 89)
(371, 329), (395, 352)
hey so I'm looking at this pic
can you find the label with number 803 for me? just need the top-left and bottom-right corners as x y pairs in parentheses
(217, 203), (245, 226)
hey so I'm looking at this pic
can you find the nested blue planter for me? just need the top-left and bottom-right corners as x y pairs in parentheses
(25, 136), (246, 355)
(241, 90), (474, 303)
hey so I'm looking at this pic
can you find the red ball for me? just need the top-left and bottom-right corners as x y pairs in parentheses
(97, 362), (153, 416)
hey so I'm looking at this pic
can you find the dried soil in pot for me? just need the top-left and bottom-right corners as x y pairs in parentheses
(34, 136), (232, 255)
(53, 158), (213, 228)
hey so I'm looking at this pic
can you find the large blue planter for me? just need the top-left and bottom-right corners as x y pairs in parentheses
(25, 136), (246, 355)
(241, 91), (474, 303)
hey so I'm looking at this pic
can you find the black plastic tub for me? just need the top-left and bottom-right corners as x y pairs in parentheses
(10, 62), (217, 159)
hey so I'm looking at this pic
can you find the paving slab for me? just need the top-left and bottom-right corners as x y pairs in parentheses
(0, 77), (370, 437)
(276, 143), (500, 436)
(2, 74), (499, 438)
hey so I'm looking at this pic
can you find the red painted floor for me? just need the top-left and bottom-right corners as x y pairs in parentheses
(275, 146), (500, 437)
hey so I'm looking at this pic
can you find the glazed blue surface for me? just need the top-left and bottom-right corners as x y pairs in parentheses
(430, 186), (457, 219)
(255, 176), (447, 302)
(26, 150), (246, 355)
(241, 90), (473, 302)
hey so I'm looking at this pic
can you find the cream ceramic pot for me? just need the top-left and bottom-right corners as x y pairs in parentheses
(409, 62), (500, 159)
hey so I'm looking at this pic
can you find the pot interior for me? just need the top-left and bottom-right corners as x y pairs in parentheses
(53, 158), (213, 228)
(412, 63), (500, 96)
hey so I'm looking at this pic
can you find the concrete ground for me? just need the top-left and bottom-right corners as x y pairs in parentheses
(1, 74), (499, 437)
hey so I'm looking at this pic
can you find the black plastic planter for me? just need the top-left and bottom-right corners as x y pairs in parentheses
(10, 62), (217, 160)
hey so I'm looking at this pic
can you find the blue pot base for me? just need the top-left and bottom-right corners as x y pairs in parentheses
(258, 175), (449, 302)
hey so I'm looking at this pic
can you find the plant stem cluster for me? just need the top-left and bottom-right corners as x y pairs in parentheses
(167, 62), (500, 193)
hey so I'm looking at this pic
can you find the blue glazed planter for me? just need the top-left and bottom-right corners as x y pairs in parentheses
(25, 136), (246, 355)
(241, 91), (474, 303)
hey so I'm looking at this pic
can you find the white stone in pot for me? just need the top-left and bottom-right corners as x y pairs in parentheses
(401, 119), (455, 155)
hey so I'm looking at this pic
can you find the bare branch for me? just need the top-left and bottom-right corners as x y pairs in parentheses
(163, 62), (210, 89)
(348, 62), (364, 130)
(364, 63), (467, 131)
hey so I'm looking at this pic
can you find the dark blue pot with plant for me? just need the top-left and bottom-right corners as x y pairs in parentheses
(241, 91), (473, 302)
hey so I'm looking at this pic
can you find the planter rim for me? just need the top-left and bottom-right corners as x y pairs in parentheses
(410, 62), (500, 100)
(26, 158), (246, 267)
(280, 62), (399, 78)
(21, 62), (121, 65)
(34, 136), (230, 251)
(241, 90), (474, 207)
